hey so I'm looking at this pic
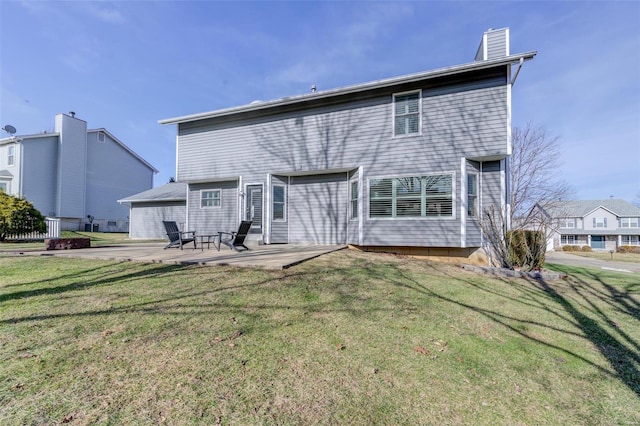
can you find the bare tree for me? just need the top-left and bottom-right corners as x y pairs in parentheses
(510, 123), (573, 224)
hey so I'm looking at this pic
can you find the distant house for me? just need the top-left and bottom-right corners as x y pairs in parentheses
(0, 112), (158, 232)
(535, 199), (640, 250)
(131, 28), (535, 262)
(118, 182), (187, 239)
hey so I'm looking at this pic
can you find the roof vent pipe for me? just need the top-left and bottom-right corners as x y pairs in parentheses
(69, 111), (75, 118)
(311, 85), (316, 93)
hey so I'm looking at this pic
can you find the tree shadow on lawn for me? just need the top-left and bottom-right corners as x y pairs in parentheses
(390, 262), (640, 398)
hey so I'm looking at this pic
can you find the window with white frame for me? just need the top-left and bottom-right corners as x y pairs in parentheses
(593, 217), (607, 228)
(200, 190), (221, 208)
(621, 217), (639, 228)
(98, 132), (106, 143)
(621, 235), (640, 245)
(272, 185), (286, 221)
(560, 218), (575, 228)
(467, 174), (477, 217)
(561, 235), (577, 245)
(7, 145), (15, 166)
(0, 181), (7, 192)
(350, 180), (358, 219)
(393, 91), (420, 136)
(369, 174), (453, 218)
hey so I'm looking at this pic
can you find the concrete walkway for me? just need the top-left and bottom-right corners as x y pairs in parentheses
(545, 251), (640, 274)
(5, 243), (346, 270)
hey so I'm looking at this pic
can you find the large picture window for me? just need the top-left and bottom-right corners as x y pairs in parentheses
(200, 190), (221, 208)
(393, 91), (420, 136)
(272, 185), (286, 221)
(621, 217), (639, 228)
(369, 174), (453, 218)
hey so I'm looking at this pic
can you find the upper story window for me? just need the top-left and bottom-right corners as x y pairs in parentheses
(200, 189), (221, 208)
(370, 174), (453, 218)
(393, 91), (421, 137)
(98, 132), (106, 143)
(593, 217), (607, 228)
(7, 145), (15, 166)
(560, 218), (575, 228)
(620, 217), (639, 228)
(467, 174), (478, 217)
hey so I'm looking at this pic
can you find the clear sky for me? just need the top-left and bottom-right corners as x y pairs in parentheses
(1, 1), (639, 202)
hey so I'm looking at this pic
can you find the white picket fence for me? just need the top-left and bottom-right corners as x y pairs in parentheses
(5, 218), (60, 240)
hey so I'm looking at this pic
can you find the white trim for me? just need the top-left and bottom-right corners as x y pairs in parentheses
(358, 166), (364, 245)
(265, 174), (271, 244)
(392, 89), (422, 138)
(482, 33), (488, 60)
(461, 158), (466, 248)
(500, 159), (509, 230)
(272, 183), (287, 222)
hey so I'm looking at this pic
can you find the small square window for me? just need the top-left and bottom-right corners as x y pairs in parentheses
(201, 190), (221, 208)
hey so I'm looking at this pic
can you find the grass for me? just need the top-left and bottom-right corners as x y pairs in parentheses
(1, 251), (638, 425)
(564, 250), (640, 264)
(0, 231), (164, 251)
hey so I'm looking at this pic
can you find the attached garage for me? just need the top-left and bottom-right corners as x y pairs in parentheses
(118, 182), (187, 239)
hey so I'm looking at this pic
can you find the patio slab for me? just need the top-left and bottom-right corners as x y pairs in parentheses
(9, 243), (346, 270)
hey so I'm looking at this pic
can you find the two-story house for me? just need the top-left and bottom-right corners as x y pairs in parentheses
(133, 28), (535, 262)
(0, 112), (158, 232)
(537, 199), (640, 250)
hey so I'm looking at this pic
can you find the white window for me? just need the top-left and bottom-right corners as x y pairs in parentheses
(560, 218), (575, 228)
(621, 235), (640, 245)
(200, 190), (221, 208)
(272, 185), (286, 221)
(393, 91), (421, 136)
(350, 180), (358, 220)
(98, 132), (106, 143)
(467, 174), (478, 217)
(7, 145), (15, 166)
(561, 235), (577, 245)
(0, 181), (7, 192)
(369, 174), (453, 218)
(593, 217), (607, 228)
(621, 218), (639, 228)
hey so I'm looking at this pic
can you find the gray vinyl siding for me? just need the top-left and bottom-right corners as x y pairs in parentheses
(486, 29), (509, 60)
(19, 137), (58, 217)
(129, 201), (186, 239)
(270, 175), (289, 243)
(188, 181), (238, 235)
(480, 161), (503, 209)
(85, 132), (154, 221)
(55, 114), (87, 218)
(288, 173), (348, 244)
(176, 70), (510, 248)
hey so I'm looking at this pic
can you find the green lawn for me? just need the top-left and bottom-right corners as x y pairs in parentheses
(1, 251), (638, 425)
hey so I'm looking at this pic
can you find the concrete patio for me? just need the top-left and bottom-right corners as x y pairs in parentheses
(8, 243), (346, 270)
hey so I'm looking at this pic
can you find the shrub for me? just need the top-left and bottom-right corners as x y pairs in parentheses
(581, 245), (592, 252)
(563, 245), (577, 251)
(618, 245), (640, 254)
(506, 229), (545, 271)
(0, 192), (46, 241)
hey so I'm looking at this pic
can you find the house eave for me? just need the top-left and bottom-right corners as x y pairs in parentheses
(159, 51), (537, 125)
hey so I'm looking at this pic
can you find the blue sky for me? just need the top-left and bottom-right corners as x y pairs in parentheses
(1, 1), (639, 202)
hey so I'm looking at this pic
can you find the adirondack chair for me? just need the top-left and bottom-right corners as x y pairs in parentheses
(219, 221), (252, 252)
(162, 221), (196, 250)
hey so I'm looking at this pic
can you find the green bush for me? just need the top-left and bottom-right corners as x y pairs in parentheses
(506, 229), (545, 271)
(0, 192), (46, 241)
(581, 245), (592, 252)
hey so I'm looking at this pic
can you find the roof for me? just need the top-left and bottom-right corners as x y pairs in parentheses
(544, 199), (640, 218)
(118, 182), (187, 204)
(159, 51), (536, 125)
(88, 129), (158, 173)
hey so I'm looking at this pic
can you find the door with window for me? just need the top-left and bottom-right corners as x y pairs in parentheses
(591, 235), (605, 249)
(245, 185), (263, 234)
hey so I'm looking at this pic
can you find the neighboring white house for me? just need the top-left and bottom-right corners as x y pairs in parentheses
(0, 112), (158, 232)
(535, 199), (640, 251)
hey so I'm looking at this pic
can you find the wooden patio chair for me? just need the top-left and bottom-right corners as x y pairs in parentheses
(219, 221), (252, 252)
(162, 220), (196, 250)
